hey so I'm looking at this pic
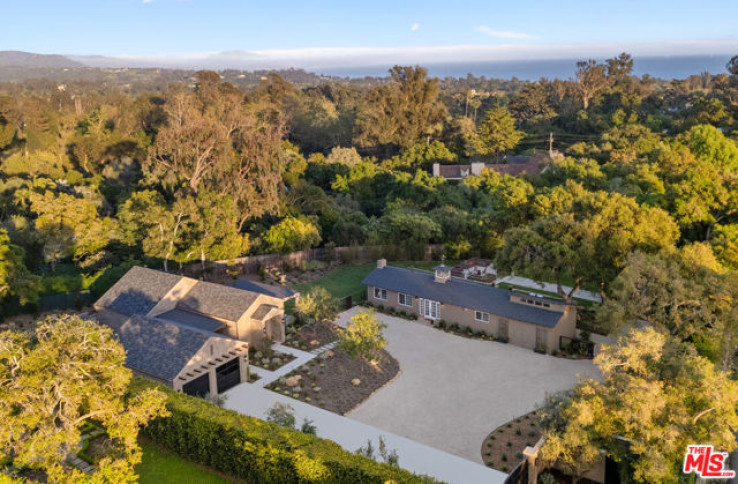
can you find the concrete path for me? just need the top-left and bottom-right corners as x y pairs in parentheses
(223, 377), (506, 484)
(339, 307), (600, 464)
(495, 275), (602, 302)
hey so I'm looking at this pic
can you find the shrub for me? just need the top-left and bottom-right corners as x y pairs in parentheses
(501, 454), (507, 462)
(501, 465), (508, 472)
(132, 378), (433, 483)
(437, 321), (446, 330)
(515, 428), (521, 436)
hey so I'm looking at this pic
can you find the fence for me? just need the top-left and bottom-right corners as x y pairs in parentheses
(183, 244), (445, 280)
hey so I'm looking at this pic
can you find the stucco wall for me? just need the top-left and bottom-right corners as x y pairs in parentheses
(173, 337), (249, 394)
(366, 285), (577, 351)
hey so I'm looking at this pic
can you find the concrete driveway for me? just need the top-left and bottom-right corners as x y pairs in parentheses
(337, 307), (600, 463)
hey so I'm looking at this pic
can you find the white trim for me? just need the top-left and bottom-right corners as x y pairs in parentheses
(421, 299), (440, 320)
(373, 287), (387, 301)
(398, 292), (414, 307)
(474, 310), (490, 323)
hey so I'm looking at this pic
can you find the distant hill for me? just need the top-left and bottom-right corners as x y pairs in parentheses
(0, 51), (83, 69)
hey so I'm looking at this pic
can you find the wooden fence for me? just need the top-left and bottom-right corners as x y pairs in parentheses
(182, 244), (445, 279)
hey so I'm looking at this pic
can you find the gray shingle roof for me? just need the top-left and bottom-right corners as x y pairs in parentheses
(363, 266), (563, 328)
(157, 308), (226, 333)
(229, 280), (297, 299)
(95, 266), (183, 316)
(105, 315), (216, 382)
(177, 281), (259, 322)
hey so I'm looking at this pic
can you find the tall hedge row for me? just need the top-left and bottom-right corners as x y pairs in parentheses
(131, 378), (437, 483)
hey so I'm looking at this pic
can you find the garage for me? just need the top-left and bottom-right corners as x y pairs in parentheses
(182, 373), (211, 397)
(216, 358), (241, 393)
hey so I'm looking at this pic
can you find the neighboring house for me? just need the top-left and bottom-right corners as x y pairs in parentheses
(432, 153), (551, 180)
(363, 260), (577, 352)
(450, 258), (496, 281)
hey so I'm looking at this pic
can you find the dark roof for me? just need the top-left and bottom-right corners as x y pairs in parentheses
(486, 153), (549, 176)
(363, 266), (563, 328)
(438, 164), (470, 179)
(229, 279), (297, 299)
(157, 308), (226, 333)
(252, 304), (277, 320)
(95, 266), (182, 316)
(105, 315), (217, 381)
(177, 281), (259, 322)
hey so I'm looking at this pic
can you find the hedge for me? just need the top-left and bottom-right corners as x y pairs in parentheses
(131, 378), (438, 484)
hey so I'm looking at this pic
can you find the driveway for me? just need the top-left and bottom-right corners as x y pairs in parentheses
(338, 307), (600, 463)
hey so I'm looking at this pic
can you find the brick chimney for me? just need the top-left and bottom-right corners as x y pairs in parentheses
(377, 259), (387, 269)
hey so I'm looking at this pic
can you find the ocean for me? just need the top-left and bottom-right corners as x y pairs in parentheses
(314, 55), (734, 81)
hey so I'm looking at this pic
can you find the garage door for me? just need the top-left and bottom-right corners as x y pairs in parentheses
(182, 373), (210, 397)
(216, 358), (241, 393)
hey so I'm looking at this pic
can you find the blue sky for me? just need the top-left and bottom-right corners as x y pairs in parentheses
(2, 0), (737, 67)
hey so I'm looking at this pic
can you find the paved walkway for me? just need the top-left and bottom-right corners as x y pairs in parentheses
(339, 307), (600, 463)
(223, 379), (506, 484)
(495, 275), (602, 302)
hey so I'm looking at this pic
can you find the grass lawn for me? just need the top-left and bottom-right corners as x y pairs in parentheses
(136, 439), (232, 484)
(292, 260), (452, 301)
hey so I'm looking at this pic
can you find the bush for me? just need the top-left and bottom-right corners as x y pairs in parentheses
(132, 378), (433, 483)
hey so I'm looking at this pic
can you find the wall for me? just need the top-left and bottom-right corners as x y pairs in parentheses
(173, 336), (249, 394)
(367, 285), (577, 351)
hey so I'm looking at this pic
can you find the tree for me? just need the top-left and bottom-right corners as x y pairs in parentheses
(355, 66), (447, 153)
(337, 310), (387, 372)
(0, 228), (40, 305)
(474, 106), (522, 161)
(295, 286), (339, 326)
(599, 250), (738, 374)
(326, 146), (362, 167)
(369, 210), (442, 259)
(605, 52), (634, 86)
(541, 328), (738, 483)
(0, 315), (168, 482)
(264, 216), (321, 254)
(575, 60), (610, 110)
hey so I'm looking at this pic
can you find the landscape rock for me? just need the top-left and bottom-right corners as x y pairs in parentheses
(253, 351), (263, 360)
(285, 376), (300, 387)
(309, 339), (320, 347)
(351, 378), (361, 386)
(271, 357), (282, 365)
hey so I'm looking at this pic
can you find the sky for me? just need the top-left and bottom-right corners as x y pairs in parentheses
(2, 0), (738, 69)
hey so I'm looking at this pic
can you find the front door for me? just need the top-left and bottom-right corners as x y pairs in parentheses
(420, 299), (440, 320)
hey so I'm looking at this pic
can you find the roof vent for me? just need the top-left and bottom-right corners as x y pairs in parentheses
(377, 259), (387, 269)
(434, 265), (451, 283)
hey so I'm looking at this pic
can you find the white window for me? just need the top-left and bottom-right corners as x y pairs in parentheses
(421, 299), (440, 320)
(398, 293), (413, 307)
(373, 287), (387, 300)
(475, 311), (490, 323)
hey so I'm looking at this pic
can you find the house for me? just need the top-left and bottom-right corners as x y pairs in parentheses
(450, 258), (496, 281)
(432, 153), (551, 180)
(95, 266), (292, 348)
(362, 260), (577, 352)
(96, 311), (249, 397)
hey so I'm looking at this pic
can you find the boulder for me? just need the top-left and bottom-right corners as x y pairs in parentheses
(351, 378), (361, 386)
(253, 351), (263, 360)
(309, 339), (320, 347)
(271, 357), (282, 365)
(326, 350), (335, 358)
(285, 376), (300, 387)
(312, 386), (321, 392)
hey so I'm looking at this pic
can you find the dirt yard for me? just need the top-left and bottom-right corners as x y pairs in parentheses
(265, 348), (400, 415)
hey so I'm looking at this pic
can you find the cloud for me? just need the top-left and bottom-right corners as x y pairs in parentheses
(142, 0), (153, 3)
(475, 25), (532, 39)
(410, 23), (420, 32)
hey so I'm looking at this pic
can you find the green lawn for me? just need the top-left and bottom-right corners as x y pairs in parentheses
(136, 440), (232, 484)
(292, 260), (450, 301)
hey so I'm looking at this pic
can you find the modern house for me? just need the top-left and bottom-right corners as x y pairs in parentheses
(432, 153), (551, 180)
(363, 260), (577, 352)
(93, 266), (295, 395)
(95, 266), (292, 347)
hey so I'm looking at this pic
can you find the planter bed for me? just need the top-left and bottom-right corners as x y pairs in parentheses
(247, 348), (296, 371)
(480, 411), (543, 474)
(265, 348), (400, 415)
(282, 321), (339, 351)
